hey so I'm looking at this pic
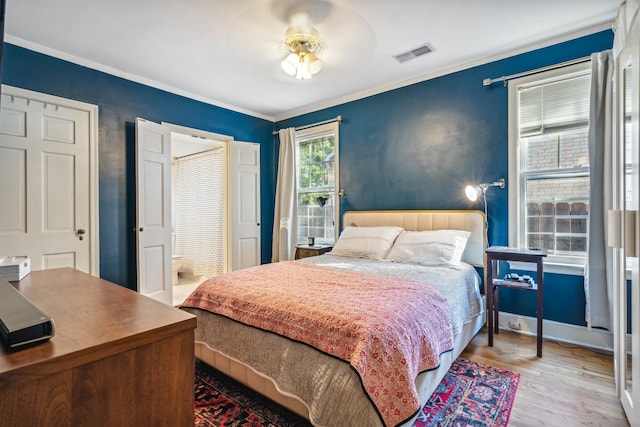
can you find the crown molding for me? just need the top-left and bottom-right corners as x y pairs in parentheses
(4, 35), (276, 123)
(272, 22), (613, 121)
(6, 19), (613, 125)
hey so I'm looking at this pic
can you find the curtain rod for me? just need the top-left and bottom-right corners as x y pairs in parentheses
(173, 147), (222, 161)
(272, 115), (342, 135)
(482, 55), (591, 87)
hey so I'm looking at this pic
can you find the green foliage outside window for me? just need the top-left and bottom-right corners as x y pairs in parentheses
(298, 135), (335, 205)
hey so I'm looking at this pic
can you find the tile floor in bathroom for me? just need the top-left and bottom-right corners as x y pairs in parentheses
(172, 273), (208, 307)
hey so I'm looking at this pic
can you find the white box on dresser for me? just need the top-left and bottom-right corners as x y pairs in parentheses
(0, 256), (31, 281)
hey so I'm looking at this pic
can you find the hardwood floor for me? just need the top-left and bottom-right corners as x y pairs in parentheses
(461, 328), (629, 426)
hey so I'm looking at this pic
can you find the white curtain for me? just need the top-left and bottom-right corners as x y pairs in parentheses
(584, 50), (614, 330)
(613, 0), (640, 58)
(173, 150), (225, 277)
(271, 128), (298, 262)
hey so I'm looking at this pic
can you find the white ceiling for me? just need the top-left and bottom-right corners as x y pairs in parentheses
(5, 0), (619, 121)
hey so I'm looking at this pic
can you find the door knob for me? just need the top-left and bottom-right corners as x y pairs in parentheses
(77, 229), (86, 234)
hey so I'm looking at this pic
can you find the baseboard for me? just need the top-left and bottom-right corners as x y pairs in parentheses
(497, 311), (614, 352)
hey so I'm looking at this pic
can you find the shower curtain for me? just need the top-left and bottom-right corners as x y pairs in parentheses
(173, 150), (225, 278)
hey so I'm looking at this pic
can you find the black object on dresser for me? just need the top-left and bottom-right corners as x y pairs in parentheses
(0, 277), (55, 349)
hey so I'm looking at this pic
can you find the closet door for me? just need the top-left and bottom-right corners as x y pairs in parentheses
(0, 86), (98, 274)
(615, 18), (640, 425)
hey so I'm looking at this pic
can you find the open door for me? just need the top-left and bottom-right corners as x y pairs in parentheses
(230, 141), (261, 270)
(135, 118), (172, 305)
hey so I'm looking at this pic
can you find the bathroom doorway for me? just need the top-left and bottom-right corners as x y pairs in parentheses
(170, 130), (228, 306)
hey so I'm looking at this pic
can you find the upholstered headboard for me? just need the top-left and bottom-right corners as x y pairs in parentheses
(342, 210), (486, 267)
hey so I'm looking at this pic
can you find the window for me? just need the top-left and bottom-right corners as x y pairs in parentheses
(508, 62), (591, 268)
(295, 122), (339, 245)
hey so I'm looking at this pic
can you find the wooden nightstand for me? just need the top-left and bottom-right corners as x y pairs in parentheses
(486, 246), (547, 357)
(295, 245), (333, 259)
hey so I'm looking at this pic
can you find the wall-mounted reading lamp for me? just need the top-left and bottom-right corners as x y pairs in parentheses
(315, 189), (345, 208)
(316, 195), (329, 207)
(465, 178), (505, 244)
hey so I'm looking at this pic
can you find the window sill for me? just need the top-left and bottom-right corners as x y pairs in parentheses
(507, 260), (585, 276)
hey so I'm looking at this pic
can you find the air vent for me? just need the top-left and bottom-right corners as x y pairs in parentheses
(393, 43), (435, 63)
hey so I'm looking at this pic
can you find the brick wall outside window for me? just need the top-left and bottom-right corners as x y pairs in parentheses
(522, 128), (589, 254)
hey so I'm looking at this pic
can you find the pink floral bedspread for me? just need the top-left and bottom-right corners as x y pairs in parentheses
(181, 261), (453, 426)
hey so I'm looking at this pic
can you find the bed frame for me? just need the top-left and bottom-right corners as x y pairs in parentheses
(195, 209), (487, 425)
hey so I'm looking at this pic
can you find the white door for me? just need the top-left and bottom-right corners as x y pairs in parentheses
(0, 87), (98, 274)
(615, 21), (640, 425)
(230, 141), (260, 271)
(135, 118), (172, 304)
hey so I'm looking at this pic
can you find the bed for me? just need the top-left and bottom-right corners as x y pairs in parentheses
(181, 210), (487, 427)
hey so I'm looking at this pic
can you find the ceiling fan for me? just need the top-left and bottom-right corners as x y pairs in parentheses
(222, 1), (375, 82)
(280, 11), (323, 80)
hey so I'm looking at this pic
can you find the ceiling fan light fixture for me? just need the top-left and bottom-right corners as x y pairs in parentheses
(296, 58), (313, 80)
(281, 15), (323, 80)
(306, 53), (323, 75)
(281, 53), (299, 76)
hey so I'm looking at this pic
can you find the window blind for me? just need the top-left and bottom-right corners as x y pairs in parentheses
(519, 73), (591, 136)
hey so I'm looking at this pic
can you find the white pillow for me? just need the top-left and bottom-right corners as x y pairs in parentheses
(385, 229), (471, 266)
(331, 226), (404, 259)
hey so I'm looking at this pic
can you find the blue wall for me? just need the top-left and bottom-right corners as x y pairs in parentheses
(275, 30), (614, 327)
(2, 29), (614, 327)
(1, 43), (275, 290)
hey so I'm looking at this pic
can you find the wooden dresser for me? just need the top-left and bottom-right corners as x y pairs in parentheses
(0, 268), (197, 426)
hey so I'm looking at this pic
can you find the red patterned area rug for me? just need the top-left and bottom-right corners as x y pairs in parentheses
(194, 358), (519, 427)
(413, 358), (520, 427)
(194, 360), (311, 427)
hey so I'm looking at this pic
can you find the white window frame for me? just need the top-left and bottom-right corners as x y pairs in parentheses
(508, 62), (591, 276)
(295, 122), (340, 244)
